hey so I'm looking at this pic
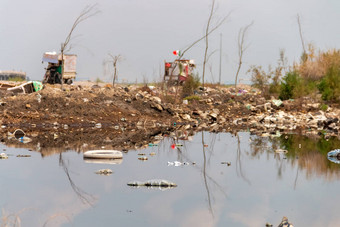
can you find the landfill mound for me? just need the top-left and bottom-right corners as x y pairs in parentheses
(1, 82), (340, 155)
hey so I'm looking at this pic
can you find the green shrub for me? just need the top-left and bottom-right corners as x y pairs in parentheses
(181, 74), (200, 98)
(279, 71), (300, 100)
(320, 104), (328, 111)
(317, 65), (340, 101)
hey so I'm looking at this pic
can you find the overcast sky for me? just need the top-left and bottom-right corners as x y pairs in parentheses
(1, 0), (339, 84)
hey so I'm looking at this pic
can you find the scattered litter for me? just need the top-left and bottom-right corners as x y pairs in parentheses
(138, 156), (148, 161)
(95, 169), (113, 175)
(0, 81), (43, 95)
(138, 153), (146, 156)
(272, 99), (283, 107)
(36, 93), (42, 103)
(8, 129), (25, 139)
(149, 152), (156, 156)
(271, 130), (281, 138)
(17, 136), (32, 144)
(16, 155), (31, 158)
(0, 153), (8, 159)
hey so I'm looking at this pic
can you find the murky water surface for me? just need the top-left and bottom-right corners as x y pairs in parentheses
(1, 132), (340, 227)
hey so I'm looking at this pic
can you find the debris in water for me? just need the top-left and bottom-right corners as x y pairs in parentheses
(16, 155), (31, 158)
(327, 149), (340, 164)
(95, 169), (113, 175)
(275, 149), (288, 154)
(277, 216), (294, 227)
(221, 162), (231, 166)
(167, 161), (189, 166)
(83, 150), (123, 159)
(138, 156), (148, 161)
(127, 179), (177, 190)
(0, 153), (8, 159)
(17, 136), (32, 144)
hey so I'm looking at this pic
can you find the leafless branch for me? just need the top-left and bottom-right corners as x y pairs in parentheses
(202, 0), (216, 88)
(297, 14), (306, 55)
(179, 11), (231, 60)
(61, 4), (100, 52)
(235, 21), (253, 88)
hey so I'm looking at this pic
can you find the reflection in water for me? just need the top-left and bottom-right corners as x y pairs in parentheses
(83, 158), (123, 165)
(202, 131), (213, 216)
(235, 133), (251, 185)
(2, 131), (340, 226)
(249, 133), (340, 182)
(59, 153), (97, 207)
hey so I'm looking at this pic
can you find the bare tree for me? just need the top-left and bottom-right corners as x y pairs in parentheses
(60, 4), (100, 83)
(202, 0), (217, 89)
(207, 49), (218, 83)
(297, 14), (307, 61)
(234, 21), (253, 89)
(108, 54), (122, 86)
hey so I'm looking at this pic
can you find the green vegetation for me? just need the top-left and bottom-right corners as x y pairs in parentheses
(249, 46), (340, 104)
(183, 95), (200, 101)
(318, 65), (340, 101)
(319, 104), (329, 111)
(181, 74), (200, 98)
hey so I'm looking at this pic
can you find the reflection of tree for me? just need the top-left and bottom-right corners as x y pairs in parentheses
(170, 131), (227, 216)
(249, 134), (340, 183)
(59, 153), (96, 207)
(202, 131), (213, 215)
(235, 133), (251, 185)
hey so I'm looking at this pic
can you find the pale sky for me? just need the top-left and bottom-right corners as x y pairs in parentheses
(1, 0), (339, 84)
